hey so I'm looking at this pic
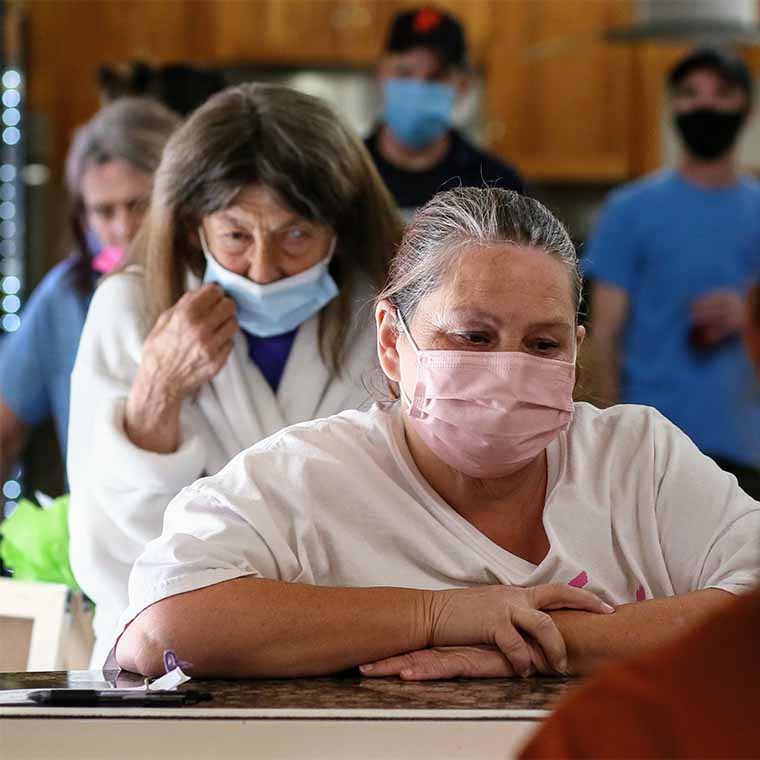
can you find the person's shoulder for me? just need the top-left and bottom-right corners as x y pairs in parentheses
(450, 131), (523, 190)
(572, 400), (673, 426)
(604, 170), (678, 212)
(256, 405), (392, 458)
(561, 404), (679, 504)
(11, 258), (88, 328)
(89, 266), (146, 312)
(202, 406), (395, 500)
(25, 257), (84, 302)
(737, 173), (760, 199)
(36, 257), (80, 288)
(84, 266), (151, 344)
(568, 401), (679, 452)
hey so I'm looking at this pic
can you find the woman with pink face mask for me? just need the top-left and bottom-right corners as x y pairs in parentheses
(0, 98), (178, 486)
(114, 187), (759, 680)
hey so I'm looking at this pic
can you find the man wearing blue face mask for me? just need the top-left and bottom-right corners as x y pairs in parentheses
(365, 7), (523, 220)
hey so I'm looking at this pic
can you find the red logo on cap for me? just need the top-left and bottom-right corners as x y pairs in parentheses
(414, 8), (442, 33)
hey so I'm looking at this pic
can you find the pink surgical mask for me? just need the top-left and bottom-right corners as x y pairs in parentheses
(397, 310), (576, 478)
(92, 246), (125, 274)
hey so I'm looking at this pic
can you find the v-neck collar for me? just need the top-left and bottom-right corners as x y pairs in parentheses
(384, 403), (565, 582)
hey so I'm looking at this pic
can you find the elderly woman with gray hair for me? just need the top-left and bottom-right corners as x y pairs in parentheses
(0, 97), (179, 484)
(68, 83), (403, 666)
(115, 187), (760, 679)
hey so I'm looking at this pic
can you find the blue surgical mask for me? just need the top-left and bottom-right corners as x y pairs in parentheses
(200, 229), (339, 337)
(382, 78), (456, 150)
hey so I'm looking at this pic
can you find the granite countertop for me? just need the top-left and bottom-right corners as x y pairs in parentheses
(0, 670), (579, 716)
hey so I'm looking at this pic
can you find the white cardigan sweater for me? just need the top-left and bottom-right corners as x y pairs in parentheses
(67, 268), (378, 665)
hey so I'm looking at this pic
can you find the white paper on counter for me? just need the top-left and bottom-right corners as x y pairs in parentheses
(0, 667), (190, 705)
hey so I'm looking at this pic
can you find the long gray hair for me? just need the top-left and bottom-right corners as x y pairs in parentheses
(378, 187), (581, 323)
(129, 83), (404, 374)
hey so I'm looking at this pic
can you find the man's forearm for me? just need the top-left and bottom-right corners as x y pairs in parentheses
(551, 588), (733, 674)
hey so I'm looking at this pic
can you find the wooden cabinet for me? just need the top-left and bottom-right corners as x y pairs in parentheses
(627, 42), (692, 176)
(24, 0), (501, 174)
(23, 0), (760, 183)
(211, 1), (382, 65)
(206, 0), (641, 183)
(210, 0), (495, 66)
(25, 0), (219, 174)
(484, 0), (636, 182)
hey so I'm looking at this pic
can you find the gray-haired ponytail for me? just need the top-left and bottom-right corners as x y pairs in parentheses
(377, 187), (581, 322)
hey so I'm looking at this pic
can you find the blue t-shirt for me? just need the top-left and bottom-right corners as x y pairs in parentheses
(0, 259), (93, 462)
(584, 170), (760, 466)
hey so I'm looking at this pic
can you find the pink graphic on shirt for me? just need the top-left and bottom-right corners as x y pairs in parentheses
(568, 571), (589, 588)
(636, 585), (646, 602)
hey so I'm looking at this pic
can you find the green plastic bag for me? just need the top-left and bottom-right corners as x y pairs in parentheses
(0, 495), (80, 590)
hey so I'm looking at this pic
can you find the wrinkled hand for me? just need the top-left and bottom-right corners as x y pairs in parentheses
(363, 584), (613, 680)
(136, 284), (238, 404)
(691, 290), (745, 346)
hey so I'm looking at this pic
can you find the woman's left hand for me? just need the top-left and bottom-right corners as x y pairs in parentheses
(360, 645), (520, 680)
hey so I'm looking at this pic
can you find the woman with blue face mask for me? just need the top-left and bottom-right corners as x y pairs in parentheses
(67, 83), (404, 665)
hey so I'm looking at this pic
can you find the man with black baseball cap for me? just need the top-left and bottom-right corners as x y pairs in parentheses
(365, 6), (523, 218)
(587, 46), (760, 497)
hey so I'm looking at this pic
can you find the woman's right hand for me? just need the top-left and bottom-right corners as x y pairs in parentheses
(125, 284), (237, 453)
(136, 284), (238, 403)
(418, 584), (614, 678)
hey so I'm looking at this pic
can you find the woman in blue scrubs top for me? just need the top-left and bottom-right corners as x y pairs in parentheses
(0, 98), (179, 485)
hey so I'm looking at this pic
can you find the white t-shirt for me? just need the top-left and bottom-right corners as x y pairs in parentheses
(118, 401), (760, 649)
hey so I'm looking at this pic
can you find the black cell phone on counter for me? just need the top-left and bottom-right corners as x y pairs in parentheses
(27, 689), (211, 707)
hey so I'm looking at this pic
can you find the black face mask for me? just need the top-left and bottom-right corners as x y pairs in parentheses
(675, 108), (747, 160)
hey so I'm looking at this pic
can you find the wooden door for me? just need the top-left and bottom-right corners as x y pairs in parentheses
(485, 0), (635, 182)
